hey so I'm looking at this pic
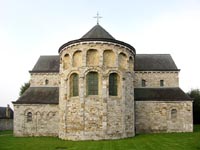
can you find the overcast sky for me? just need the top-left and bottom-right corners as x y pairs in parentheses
(0, 0), (200, 108)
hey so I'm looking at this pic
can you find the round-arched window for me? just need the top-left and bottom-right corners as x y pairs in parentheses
(27, 112), (32, 122)
(171, 109), (177, 120)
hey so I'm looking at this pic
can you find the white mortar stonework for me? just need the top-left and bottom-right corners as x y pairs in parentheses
(59, 42), (135, 140)
(13, 104), (59, 137)
(13, 25), (193, 140)
(134, 71), (179, 88)
(30, 73), (60, 87)
(135, 101), (193, 133)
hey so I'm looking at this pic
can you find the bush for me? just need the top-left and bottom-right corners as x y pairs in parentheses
(187, 89), (200, 124)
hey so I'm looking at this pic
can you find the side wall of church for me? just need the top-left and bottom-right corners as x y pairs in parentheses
(135, 101), (193, 133)
(59, 42), (135, 140)
(30, 73), (60, 87)
(134, 71), (179, 88)
(13, 104), (59, 136)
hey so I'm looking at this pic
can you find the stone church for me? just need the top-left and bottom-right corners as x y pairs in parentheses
(13, 24), (193, 140)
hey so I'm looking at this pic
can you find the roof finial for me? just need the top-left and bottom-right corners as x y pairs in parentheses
(94, 12), (102, 25)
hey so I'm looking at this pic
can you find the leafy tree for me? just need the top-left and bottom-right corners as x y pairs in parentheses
(19, 82), (30, 96)
(187, 89), (200, 124)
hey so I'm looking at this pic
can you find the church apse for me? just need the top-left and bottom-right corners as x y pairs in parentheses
(59, 37), (135, 140)
(13, 23), (192, 141)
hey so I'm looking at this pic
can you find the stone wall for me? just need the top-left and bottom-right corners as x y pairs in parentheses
(0, 119), (13, 131)
(135, 101), (193, 133)
(59, 41), (135, 140)
(134, 71), (179, 88)
(13, 104), (59, 136)
(30, 73), (59, 87)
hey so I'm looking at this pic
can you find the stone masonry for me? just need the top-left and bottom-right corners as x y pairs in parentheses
(14, 104), (59, 136)
(13, 24), (193, 140)
(59, 41), (135, 140)
(134, 71), (179, 88)
(135, 101), (193, 133)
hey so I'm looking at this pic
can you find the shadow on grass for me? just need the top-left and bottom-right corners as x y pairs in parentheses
(194, 125), (200, 132)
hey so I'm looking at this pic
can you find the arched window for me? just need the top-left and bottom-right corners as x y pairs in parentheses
(45, 79), (49, 85)
(171, 109), (177, 120)
(142, 79), (146, 87)
(87, 72), (98, 95)
(70, 73), (79, 96)
(109, 73), (118, 96)
(27, 112), (32, 122)
(160, 80), (164, 87)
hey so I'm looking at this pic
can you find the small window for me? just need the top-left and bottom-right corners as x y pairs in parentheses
(87, 72), (98, 95)
(45, 79), (49, 85)
(171, 109), (177, 120)
(70, 73), (79, 96)
(142, 79), (146, 87)
(109, 73), (118, 96)
(27, 112), (32, 122)
(160, 80), (164, 87)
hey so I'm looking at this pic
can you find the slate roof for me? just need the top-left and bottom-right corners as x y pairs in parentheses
(134, 88), (192, 101)
(13, 87), (59, 104)
(0, 107), (13, 119)
(58, 25), (136, 53)
(14, 87), (191, 104)
(30, 54), (179, 73)
(81, 24), (115, 39)
(135, 54), (179, 71)
(30, 55), (60, 73)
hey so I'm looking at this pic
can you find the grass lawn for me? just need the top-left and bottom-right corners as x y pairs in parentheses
(0, 125), (200, 150)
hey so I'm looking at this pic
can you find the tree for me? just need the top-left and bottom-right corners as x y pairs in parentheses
(187, 89), (200, 124)
(19, 82), (30, 96)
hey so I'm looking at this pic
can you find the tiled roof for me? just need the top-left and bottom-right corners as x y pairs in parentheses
(134, 88), (192, 101)
(13, 87), (59, 104)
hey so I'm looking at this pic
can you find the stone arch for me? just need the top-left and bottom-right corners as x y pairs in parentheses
(109, 73), (120, 96)
(118, 52), (127, 69)
(24, 108), (34, 122)
(73, 50), (82, 67)
(103, 50), (115, 67)
(63, 53), (70, 69)
(47, 111), (57, 120)
(171, 108), (178, 121)
(86, 71), (99, 95)
(45, 79), (49, 85)
(129, 56), (134, 71)
(70, 73), (79, 97)
(86, 49), (99, 66)
(24, 108), (34, 115)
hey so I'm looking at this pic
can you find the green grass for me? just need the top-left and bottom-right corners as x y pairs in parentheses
(0, 125), (200, 150)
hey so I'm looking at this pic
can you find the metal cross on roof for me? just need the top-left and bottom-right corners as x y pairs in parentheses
(94, 12), (102, 25)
